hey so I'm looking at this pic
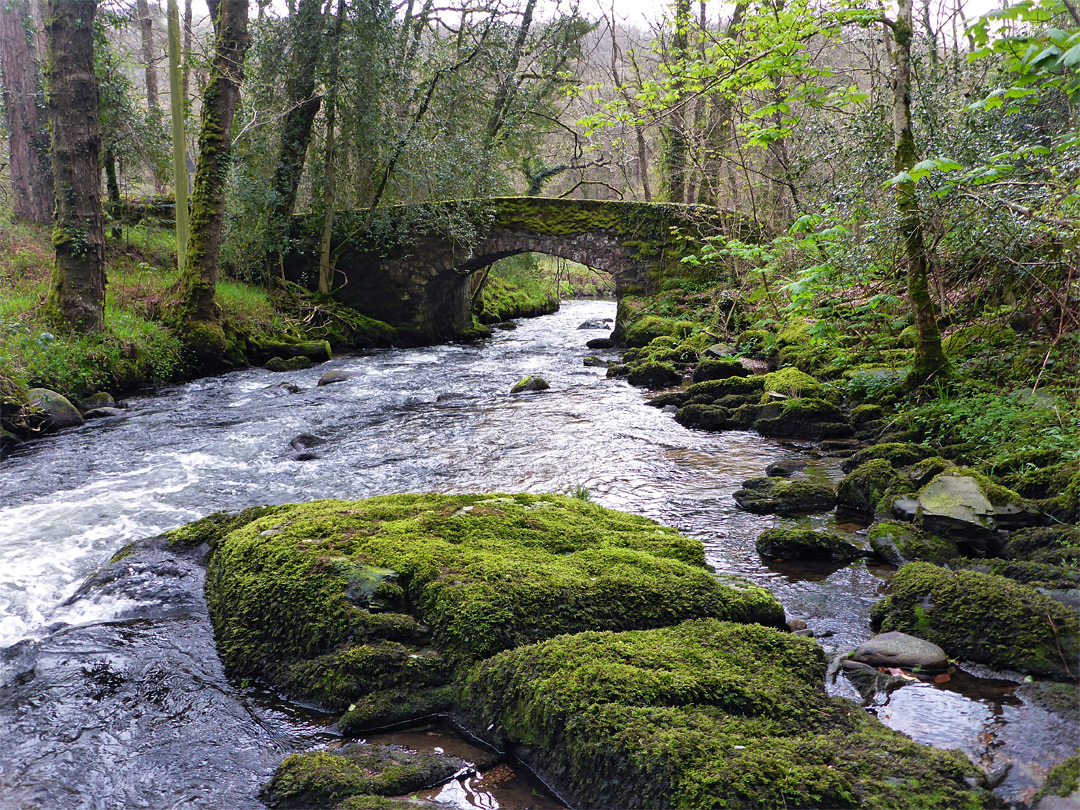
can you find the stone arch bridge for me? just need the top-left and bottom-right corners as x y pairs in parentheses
(284, 197), (749, 341)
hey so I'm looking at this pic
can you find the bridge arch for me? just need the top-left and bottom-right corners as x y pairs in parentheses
(286, 197), (746, 342)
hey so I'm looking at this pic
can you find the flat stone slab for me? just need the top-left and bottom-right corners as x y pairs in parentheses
(849, 631), (949, 671)
(918, 474), (994, 531)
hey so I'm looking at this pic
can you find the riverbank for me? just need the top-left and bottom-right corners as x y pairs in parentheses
(0, 220), (557, 453)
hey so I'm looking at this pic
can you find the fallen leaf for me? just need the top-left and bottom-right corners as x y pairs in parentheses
(934, 672), (951, 684)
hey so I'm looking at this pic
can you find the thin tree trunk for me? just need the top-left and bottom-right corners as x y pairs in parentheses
(892, 0), (950, 385)
(137, 0), (159, 108)
(0, 0), (53, 224)
(182, 0), (192, 100)
(181, 0), (249, 328)
(484, 0), (536, 148)
(104, 146), (121, 238)
(168, 0), (189, 272)
(318, 0), (344, 296)
(266, 0), (324, 270)
(44, 0), (106, 332)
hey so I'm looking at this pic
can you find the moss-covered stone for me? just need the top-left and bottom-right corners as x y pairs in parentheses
(762, 367), (838, 402)
(625, 361), (682, 389)
(1003, 461), (1078, 500)
(868, 521), (959, 566)
(262, 743), (466, 808)
(682, 375), (765, 404)
(1003, 525), (1080, 564)
(510, 375), (549, 393)
(837, 459), (902, 516)
(841, 442), (937, 474)
(753, 397), (852, 440)
(204, 494), (785, 722)
(954, 558), (1080, 591)
(621, 316), (696, 348)
(675, 404), (740, 432)
(265, 356), (313, 372)
(691, 358), (750, 383)
(735, 328), (775, 356)
(457, 619), (989, 810)
(756, 528), (867, 561)
(941, 323), (1016, 358)
(733, 477), (836, 515)
(1035, 755), (1080, 801)
(870, 562), (1080, 678)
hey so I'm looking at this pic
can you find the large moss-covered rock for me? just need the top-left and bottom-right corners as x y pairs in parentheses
(761, 368), (839, 403)
(838, 459), (902, 517)
(510, 375), (550, 393)
(625, 361), (682, 389)
(691, 358), (750, 383)
(841, 442), (936, 474)
(457, 619), (989, 810)
(201, 494), (785, 726)
(752, 397), (852, 440)
(870, 562), (1080, 678)
(733, 477), (836, 515)
(1003, 526), (1080, 565)
(28, 388), (84, 431)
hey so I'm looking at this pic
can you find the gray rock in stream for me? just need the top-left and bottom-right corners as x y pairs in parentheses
(28, 388), (84, 431)
(849, 631), (949, 671)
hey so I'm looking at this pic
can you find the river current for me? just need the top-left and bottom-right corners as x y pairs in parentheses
(0, 300), (1074, 807)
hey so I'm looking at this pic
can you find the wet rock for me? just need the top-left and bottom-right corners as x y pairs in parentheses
(870, 561), (1080, 678)
(28, 388), (84, 431)
(343, 564), (404, 612)
(675, 404), (740, 432)
(765, 459), (807, 478)
(265, 381), (303, 395)
(868, 521), (959, 566)
(261, 743), (468, 808)
(661, 405), (678, 414)
(318, 370), (354, 386)
(752, 398), (852, 440)
(733, 477), (836, 515)
(583, 356), (607, 368)
(585, 338), (614, 350)
(1003, 526), (1080, 565)
(787, 619), (808, 631)
(265, 356), (313, 372)
(495, 321), (518, 330)
(840, 443), (936, 474)
(510, 375), (550, 393)
(841, 660), (914, 701)
(252, 339), (332, 364)
(756, 527), (868, 561)
(290, 433), (328, 451)
(82, 407), (126, 420)
(577, 320), (610, 330)
(1, 428), (21, 453)
(891, 498), (918, 521)
(76, 392), (117, 412)
(849, 631), (949, 670)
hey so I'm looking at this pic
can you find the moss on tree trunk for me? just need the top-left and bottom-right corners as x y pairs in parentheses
(44, 0), (106, 333)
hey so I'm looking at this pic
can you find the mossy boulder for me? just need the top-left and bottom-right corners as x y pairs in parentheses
(457, 619), (989, 810)
(756, 527), (868, 562)
(869, 521), (959, 566)
(1004, 461), (1079, 500)
(251, 339), (332, 364)
(870, 562), (1080, 678)
(915, 470), (1030, 546)
(752, 397), (851, 440)
(262, 743), (467, 808)
(265, 356), (313, 372)
(941, 323), (1016, 358)
(691, 358), (750, 383)
(954, 558), (1080, 591)
(837, 459), (902, 517)
(761, 367), (838, 402)
(683, 375), (765, 404)
(733, 477), (836, 515)
(203, 494), (786, 725)
(1003, 526), (1080, 565)
(621, 316), (695, 348)
(625, 361), (682, 389)
(28, 388), (84, 431)
(510, 375), (550, 393)
(676, 404), (741, 432)
(841, 443), (936, 474)
(1035, 755), (1080, 803)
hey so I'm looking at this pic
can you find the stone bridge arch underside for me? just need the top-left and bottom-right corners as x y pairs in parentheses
(284, 197), (748, 342)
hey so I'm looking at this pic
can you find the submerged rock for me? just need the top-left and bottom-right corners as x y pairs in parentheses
(871, 561), (1080, 678)
(585, 337), (614, 349)
(510, 375), (550, 393)
(318, 371), (354, 386)
(849, 631), (949, 670)
(82, 406), (127, 420)
(76, 391), (117, 412)
(582, 356), (607, 368)
(28, 387), (84, 431)
(577, 319), (610, 330)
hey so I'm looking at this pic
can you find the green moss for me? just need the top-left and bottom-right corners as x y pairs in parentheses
(945, 467), (1024, 507)
(1003, 525), (1080, 563)
(762, 367), (838, 401)
(941, 323), (1017, 358)
(262, 744), (465, 807)
(837, 459), (902, 516)
(166, 505), (289, 550)
(753, 397), (851, 440)
(1036, 755), (1080, 800)
(1003, 461), (1078, 500)
(735, 328), (775, 356)
(622, 315), (696, 348)
(691, 358), (749, 383)
(955, 558), (1079, 591)
(457, 619), (988, 810)
(683, 375), (765, 403)
(509, 375), (549, 393)
(734, 478), (836, 515)
(871, 562), (1079, 678)
(756, 528), (865, 561)
(868, 521), (959, 566)
(203, 494), (785, 719)
(841, 443), (937, 474)
(625, 361), (681, 389)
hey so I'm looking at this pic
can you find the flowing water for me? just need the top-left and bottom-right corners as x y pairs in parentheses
(0, 300), (1074, 808)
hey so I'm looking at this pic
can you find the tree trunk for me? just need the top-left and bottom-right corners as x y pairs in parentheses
(266, 0), (324, 270)
(892, 0), (950, 386)
(660, 0), (691, 203)
(168, 0), (189, 272)
(44, 0), (106, 332)
(104, 146), (121, 238)
(181, 0), (249, 328)
(0, 0), (53, 224)
(137, 0), (159, 109)
(317, 0), (344, 295)
(182, 0), (192, 100)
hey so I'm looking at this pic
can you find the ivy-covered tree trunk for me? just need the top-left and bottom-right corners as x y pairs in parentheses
(892, 0), (950, 386)
(660, 0), (691, 204)
(180, 0), (249, 331)
(0, 0), (53, 225)
(317, 0), (345, 295)
(44, 0), (106, 332)
(265, 0), (324, 271)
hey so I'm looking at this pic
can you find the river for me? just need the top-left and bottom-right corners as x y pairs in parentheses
(0, 300), (1073, 808)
